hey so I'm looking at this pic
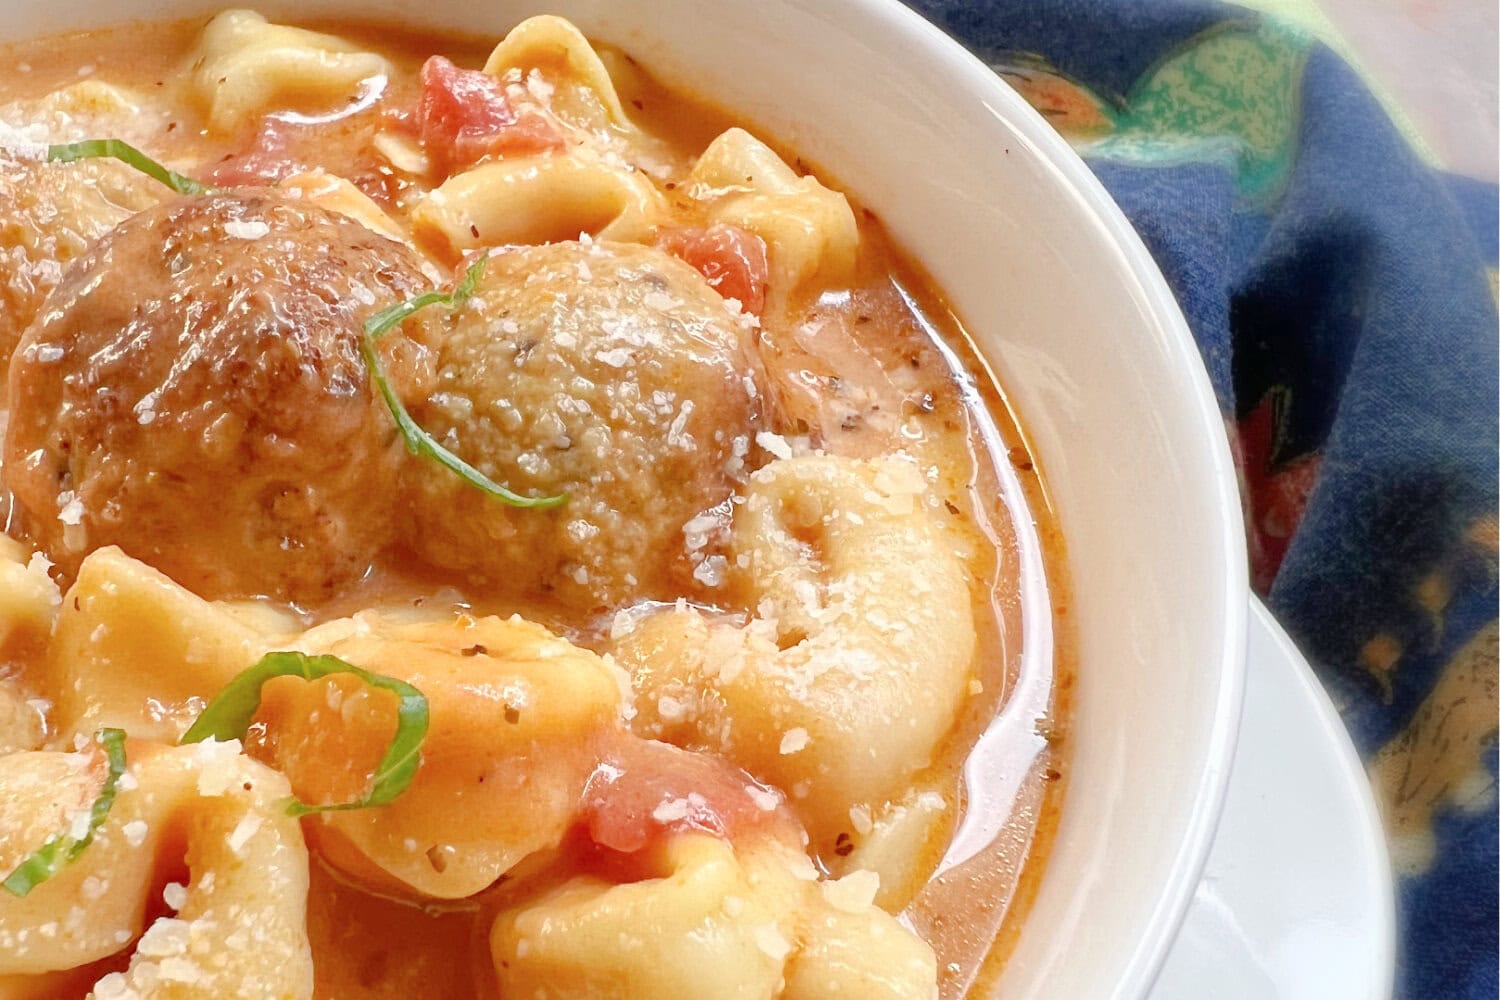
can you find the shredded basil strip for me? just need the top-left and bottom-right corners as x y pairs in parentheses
(181, 651), (429, 817)
(47, 139), (210, 196)
(2, 728), (127, 897)
(362, 256), (566, 509)
(364, 253), (488, 343)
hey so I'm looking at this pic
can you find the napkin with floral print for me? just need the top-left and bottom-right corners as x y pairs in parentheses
(907, 1), (1499, 996)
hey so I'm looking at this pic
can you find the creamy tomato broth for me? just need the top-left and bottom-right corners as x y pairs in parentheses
(0, 11), (1068, 999)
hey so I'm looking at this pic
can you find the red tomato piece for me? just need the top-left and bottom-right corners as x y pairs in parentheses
(417, 55), (565, 175)
(207, 118), (303, 187)
(658, 224), (770, 316)
(580, 738), (794, 855)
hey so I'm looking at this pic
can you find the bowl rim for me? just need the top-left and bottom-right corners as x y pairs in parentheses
(850, 0), (1250, 993)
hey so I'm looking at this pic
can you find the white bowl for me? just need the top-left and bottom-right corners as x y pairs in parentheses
(0, 2), (1249, 996)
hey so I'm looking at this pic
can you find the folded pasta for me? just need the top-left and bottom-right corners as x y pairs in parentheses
(0, 740), (313, 997)
(687, 128), (860, 308)
(186, 10), (389, 131)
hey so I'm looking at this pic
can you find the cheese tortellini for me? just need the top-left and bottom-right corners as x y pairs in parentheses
(186, 10), (389, 131)
(491, 835), (797, 999)
(482, 15), (633, 132)
(613, 455), (976, 852)
(492, 835), (936, 1000)
(260, 613), (624, 899)
(412, 149), (666, 263)
(44, 547), (294, 745)
(0, 740), (313, 998)
(686, 129), (860, 307)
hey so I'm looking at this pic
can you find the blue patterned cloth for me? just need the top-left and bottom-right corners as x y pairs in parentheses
(906, 2), (1499, 996)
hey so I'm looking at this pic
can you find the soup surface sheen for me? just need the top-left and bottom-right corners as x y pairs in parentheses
(0, 11), (1069, 999)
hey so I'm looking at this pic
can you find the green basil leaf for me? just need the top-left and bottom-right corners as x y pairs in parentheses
(181, 651), (429, 817)
(361, 256), (566, 510)
(2, 728), (128, 897)
(47, 139), (210, 195)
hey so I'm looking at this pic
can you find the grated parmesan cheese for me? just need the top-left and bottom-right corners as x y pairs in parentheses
(158, 956), (201, 983)
(755, 430), (793, 460)
(779, 728), (810, 755)
(191, 738), (243, 797)
(753, 924), (792, 962)
(135, 917), (189, 957)
(914, 791), (948, 812)
(227, 812), (262, 855)
(692, 554), (727, 587)
(54, 494), (84, 529)
(656, 694), (688, 723)
(651, 797), (690, 823)
(821, 869), (881, 914)
(223, 219), (270, 240)
(848, 803), (873, 836)
(93, 973), (129, 999)
(0, 121), (46, 162)
(745, 785), (779, 812)
(162, 882), (187, 911)
(65, 805), (92, 841)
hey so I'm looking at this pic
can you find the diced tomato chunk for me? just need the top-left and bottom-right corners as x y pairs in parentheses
(417, 55), (565, 175)
(657, 224), (770, 316)
(207, 118), (303, 187)
(580, 738), (793, 855)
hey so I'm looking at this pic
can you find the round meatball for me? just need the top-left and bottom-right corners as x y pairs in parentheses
(5, 192), (436, 602)
(408, 240), (763, 612)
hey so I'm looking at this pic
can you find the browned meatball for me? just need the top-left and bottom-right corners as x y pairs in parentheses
(5, 192), (435, 602)
(407, 240), (764, 613)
